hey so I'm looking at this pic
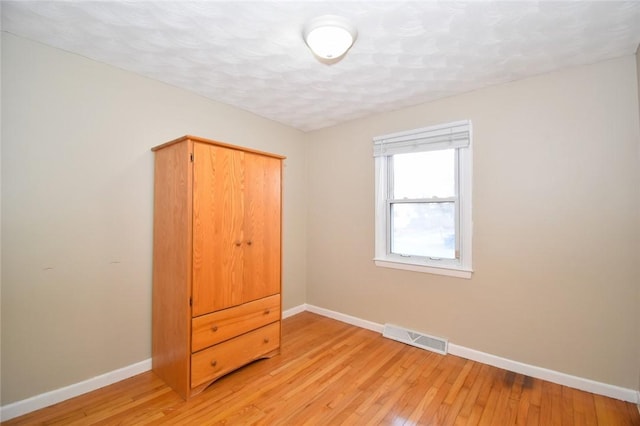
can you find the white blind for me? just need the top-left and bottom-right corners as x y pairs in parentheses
(373, 120), (470, 157)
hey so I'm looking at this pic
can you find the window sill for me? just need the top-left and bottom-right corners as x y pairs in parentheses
(374, 258), (472, 279)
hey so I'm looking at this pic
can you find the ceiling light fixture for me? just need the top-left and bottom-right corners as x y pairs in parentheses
(303, 15), (357, 61)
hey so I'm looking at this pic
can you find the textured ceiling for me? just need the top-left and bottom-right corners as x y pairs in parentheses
(3, 1), (640, 132)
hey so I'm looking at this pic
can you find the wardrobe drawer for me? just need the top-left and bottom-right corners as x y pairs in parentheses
(191, 294), (280, 352)
(191, 321), (280, 388)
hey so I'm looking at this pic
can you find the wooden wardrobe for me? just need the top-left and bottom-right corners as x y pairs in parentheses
(151, 135), (284, 399)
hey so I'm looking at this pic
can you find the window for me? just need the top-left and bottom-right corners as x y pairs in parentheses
(373, 120), (472, 278)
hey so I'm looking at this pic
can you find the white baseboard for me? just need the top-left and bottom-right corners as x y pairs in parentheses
(4, 305), (639, 421)
(0, 359), (151, 422)
(296, 303), (640, 404)
(305, 304), (384, 333)
(282, 303), (308, 319)
(448, 344), (639, 404)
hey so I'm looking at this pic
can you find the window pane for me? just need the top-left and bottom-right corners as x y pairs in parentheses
(392, 150), (455, 199)
(391, 202), (455, 259)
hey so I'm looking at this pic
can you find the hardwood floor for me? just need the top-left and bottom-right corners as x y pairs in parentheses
(4, 312), (640, 425)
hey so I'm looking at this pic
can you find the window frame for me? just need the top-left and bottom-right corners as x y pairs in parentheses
(373, 121), (473, 278)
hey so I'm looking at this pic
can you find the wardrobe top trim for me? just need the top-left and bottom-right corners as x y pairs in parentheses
(151, 135), (286, 160)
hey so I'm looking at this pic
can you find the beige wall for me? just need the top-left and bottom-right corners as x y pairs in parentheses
(306, 55), (640, 390)
(0, 33), (307, 404)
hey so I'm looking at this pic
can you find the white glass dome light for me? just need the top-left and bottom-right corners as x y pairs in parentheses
(303, 15), (357, 61)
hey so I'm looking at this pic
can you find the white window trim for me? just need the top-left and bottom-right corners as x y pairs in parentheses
(373, 120), (473, 278)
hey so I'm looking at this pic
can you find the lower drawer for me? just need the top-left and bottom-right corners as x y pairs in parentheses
(192, 294), (280, 352)
(191, 321), (280, 388)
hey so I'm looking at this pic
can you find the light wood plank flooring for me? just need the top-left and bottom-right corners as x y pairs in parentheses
(4, 312), (640, 425)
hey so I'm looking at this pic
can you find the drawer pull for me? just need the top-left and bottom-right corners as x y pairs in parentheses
(247, 240), (253, 246)
(234, 241), (241, 247)
(211, 360), (217, 367)
(211, 325), (218, 332)
(263, 337), (270, 344)
(263, 309), (270, 315)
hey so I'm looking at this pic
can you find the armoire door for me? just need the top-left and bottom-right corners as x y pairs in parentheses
(241, 152), (281, 303)
(192, 143), (245, 317)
